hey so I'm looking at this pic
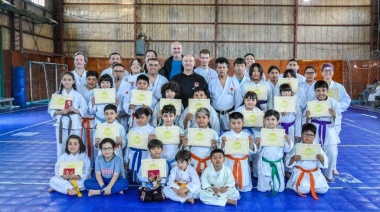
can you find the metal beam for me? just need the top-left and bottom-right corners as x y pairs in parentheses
(293, 0), (298, 59)
(0, 26), (4, 98)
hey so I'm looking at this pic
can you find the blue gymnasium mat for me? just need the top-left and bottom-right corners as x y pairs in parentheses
(0, 105), (379, 211)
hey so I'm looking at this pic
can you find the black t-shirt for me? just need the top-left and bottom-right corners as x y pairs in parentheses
(171, 72), (209, 108)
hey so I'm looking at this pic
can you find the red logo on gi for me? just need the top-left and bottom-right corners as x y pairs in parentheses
(194, 82), (199, 87)
(230, 87), (234, 91)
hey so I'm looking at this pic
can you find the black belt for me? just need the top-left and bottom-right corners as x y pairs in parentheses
(215, 107), (234, 115)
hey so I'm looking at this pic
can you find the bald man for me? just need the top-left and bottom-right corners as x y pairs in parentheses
(160, 41), (184, 80)
(171, 55), (208, 108)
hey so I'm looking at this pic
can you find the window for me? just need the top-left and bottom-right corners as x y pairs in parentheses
(30, 0), (45, 7)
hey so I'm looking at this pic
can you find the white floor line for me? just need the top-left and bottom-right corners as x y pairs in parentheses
(342, 122), (380, 136)
(361, 114), (378, 118)
(344, 119), (355, 122)
(0, 182), (49, 185)
(0, 104), (47, 115)
(0, 120), (53, 137)
(339, 145), (380, 147)
(354, 187), (380, 189)
(0, 141), (53, 144)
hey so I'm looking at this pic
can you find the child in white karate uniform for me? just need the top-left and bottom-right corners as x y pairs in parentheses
(159, 105), (186, 169)
(234, 91), (262, 178)
(186, 107), (219, 176)
(49, 135), (91, 195)
(179, 87), (220, 134)
(93, 104), (127, 178)
(125, 107), (156, 183)
(200, 149), (240, 206)
(220, 112), (257, 192)
(256, 109), (293, 195)
(48, 72), (88, 159)
(286, 124), (329, 200)
(163, 150), (201, 204)
(305, 80), (342, 182)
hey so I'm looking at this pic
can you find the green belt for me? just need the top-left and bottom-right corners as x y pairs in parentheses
(262, 156), (282, 196)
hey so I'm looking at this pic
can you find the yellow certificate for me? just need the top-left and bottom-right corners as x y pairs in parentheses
(160, 98), (182, 116)
(225, 137), (249, 155)
(278, 78), (298, 93)
(141, 159), (167, 178)
(328, 88), (340, 102)
(96, 123), (119, 140)
(260, 129), (285, 147)
(127, 131), (149, 150)
(307, 101), (331, 117)
(130, 90), (153, 106)
(274, 96), (296, 113)
(188, 99), (210, 114)
(94, 88), (116, 104)
(156, 126), (180, 144)
(187, 128), (212, 147)
(296, 144), (321, 160)
(246, 85), (267, 101)
(242, 111), (264, 127)
(50, 94), (73, 110)
(59, 161), (83, 175)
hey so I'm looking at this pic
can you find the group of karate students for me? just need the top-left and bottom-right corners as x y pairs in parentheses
(47, 50), (351, 206)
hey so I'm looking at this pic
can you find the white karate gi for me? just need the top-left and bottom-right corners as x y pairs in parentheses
(179, 106), (220, 135)
(186, 128), (219, 174)
(219, 130), (257, 192)
(240, 80), (273, 111)
(257, 136), (293, 193)
(137, 156), (168, 186)
(279, 72), (306, 84)
(71, 70), (87, 89)
(116, 77), (133, 132)
(305, 97), (342, 179)
(232, 74), (250, 85)
(209, 77), (242, 131)
(148, 74), (168, 109)
(285, 143), (329, 194)
(125, 124), (155, 182)
(163, 165), (201, 203)
(194, 67), (218, 84)
(49, 152), (91, 194)
(200, 165), (240, 206)
(368, 86), (380, 101)
(48, 89), (88, 159)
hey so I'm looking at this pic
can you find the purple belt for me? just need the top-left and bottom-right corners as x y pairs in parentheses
(311, 119), (331, 146)
(258, 100), (267, 105)
(280, 120), (295, 135)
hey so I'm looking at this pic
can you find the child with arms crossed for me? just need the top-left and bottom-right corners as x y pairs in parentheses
(286, 124), (329, 199)
(138, 139), (168, 202)
(163, 150), (201, 204)
(49, 135), (91, 195)
(85, 138), (129, 196)
(200, 149), (240, 206)
(256, 109), (293, 195)
(220, 112), (257, 192)
(48, 72), (88, 159)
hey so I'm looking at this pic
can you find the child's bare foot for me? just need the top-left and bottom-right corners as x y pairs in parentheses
(325, 176), (334, 182)
(285, 172), (291, 179)
(227, 199), (237, 205)
(67, 188), (78, 195)
(88, 189), (101, 197)
(119, 190), (124, 194)
(187, 198), (194, 204)
(333, 170), (340, 176)
(47, 187), (54, 192)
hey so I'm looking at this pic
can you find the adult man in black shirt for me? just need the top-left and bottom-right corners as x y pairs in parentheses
(171, 54), (208, 108)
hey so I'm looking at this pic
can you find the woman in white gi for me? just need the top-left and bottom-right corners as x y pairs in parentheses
(368, 80), (380, 108)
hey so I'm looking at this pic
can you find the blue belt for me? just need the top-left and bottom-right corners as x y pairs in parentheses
(130, 147), (147, 172)
(258, 100), (267, 105)
(167, 159), (176, 171)
(242, 126), (255, 136)
(95, 115), (106, 123)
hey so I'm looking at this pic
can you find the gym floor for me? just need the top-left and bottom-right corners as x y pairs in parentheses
(0, 104), (379, 211)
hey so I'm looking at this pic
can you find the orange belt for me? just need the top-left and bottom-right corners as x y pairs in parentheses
(295, 166), (319, 200)
(190, 153), (211, 175)
(81, 117), (94, 157)
(226, 155), (249, 190)
(174, 181), (187, 189)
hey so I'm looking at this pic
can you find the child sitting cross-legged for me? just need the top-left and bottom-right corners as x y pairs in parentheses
(163, 150), (201, 204)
